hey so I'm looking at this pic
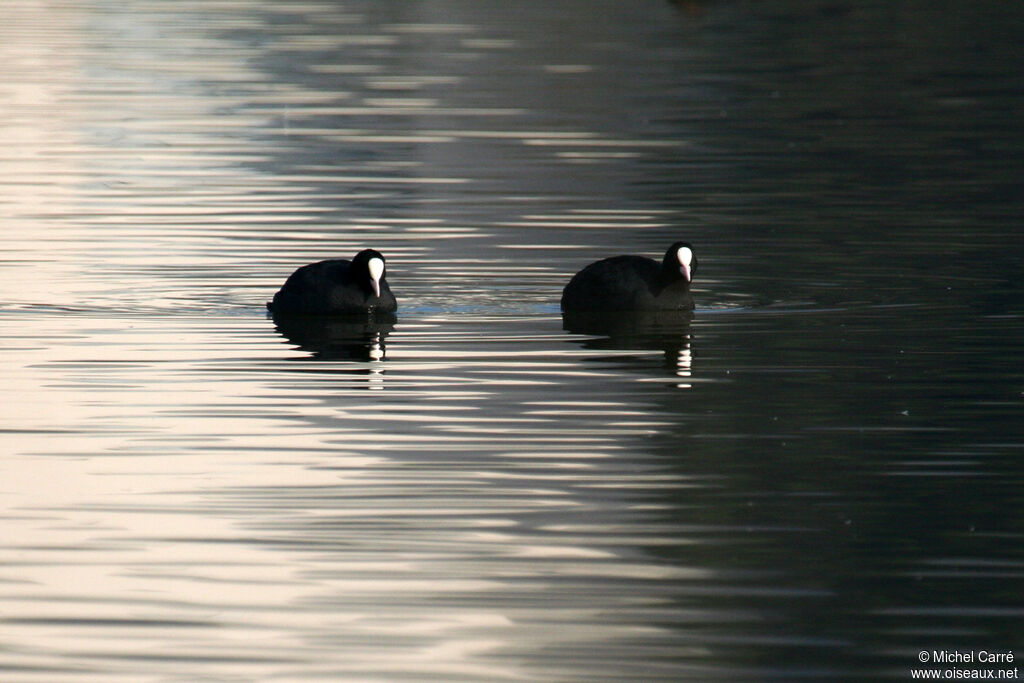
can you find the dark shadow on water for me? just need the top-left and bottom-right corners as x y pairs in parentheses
(271, 313), (395, 361)
(562, 309), (693, 376)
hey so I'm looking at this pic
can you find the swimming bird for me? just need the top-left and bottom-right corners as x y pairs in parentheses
(267, 249), (397, 315)
(560, 242), (696, 312)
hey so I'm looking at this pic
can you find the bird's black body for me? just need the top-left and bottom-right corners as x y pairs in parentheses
(267, 249), (397, 315)
(560, 242), (696, 312)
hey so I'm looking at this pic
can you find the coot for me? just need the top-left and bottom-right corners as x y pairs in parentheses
(267, 249), (397, 315)
(560, 242), (696, 312)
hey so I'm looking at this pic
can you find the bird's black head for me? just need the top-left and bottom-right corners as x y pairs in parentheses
(661, 242), (696, 286)
(352, 249), (387, 298)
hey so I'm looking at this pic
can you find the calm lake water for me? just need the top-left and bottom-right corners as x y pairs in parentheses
(2, 1), (1023, 680)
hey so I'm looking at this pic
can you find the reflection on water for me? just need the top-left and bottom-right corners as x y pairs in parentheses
(563, 309), (694, 381)
(272, 313), (394, 362)
(2, 0), (1023, 680)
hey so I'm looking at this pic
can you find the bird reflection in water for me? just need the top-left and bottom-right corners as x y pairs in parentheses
(562, 309), (694, 385)
(271, 313), (396, 363)
(674, 337), (693, 389)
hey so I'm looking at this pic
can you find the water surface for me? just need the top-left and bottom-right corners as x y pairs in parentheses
(2, 1), (1023, 680)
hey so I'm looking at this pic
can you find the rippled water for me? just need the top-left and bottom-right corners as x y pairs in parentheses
(2, 1), (1023, 680)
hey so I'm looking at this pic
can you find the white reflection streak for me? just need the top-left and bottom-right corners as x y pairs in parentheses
(368, 332), (385, 362)
(368, 333), (385, 390)
(676, 335), (693, 389)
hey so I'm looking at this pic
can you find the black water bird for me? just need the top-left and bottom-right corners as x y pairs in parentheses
(560, 242), (697, 312)
(267, 249), (397, 315)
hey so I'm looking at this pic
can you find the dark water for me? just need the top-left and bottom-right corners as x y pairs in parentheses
(2, 1), (1022, 680)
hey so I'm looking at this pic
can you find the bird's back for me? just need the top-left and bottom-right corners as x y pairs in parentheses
(269, 259), (355, 314)
(561, 255), (661, 311)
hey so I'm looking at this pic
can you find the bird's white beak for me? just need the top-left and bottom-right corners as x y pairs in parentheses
(368, 257), (384, 298)
(680, 262), (691, 283)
